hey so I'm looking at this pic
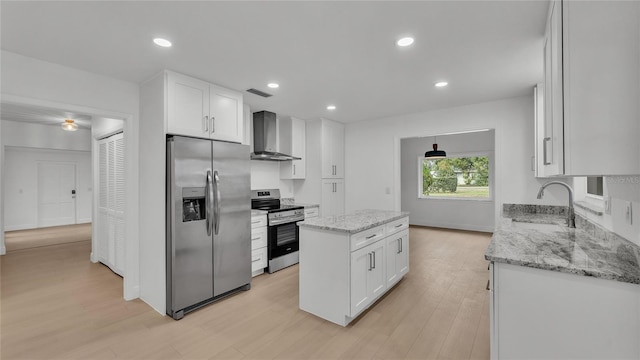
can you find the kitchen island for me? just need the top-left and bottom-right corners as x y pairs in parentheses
(485, 212), (640, 359)
(297, 209), (409, 326)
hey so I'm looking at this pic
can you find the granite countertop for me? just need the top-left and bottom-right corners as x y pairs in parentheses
(297, 209), (409, 234)
(251, 209), (267, 217)
(485, 214), (640, 285)
(280, 198), (319, 209)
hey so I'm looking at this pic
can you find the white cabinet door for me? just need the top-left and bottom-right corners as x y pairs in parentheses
(350, 245), (371, 316)
(321, 179), (345, 217)
(167, 72), (210, 138)
(386, 230), (409, 285)
(209, 84), (243, 143)
(542, 0), (564, 176)
(368, 240), (386, 299)
(349, 240), (385, 317)
(321, 120), (344, 179)
(280, 117), (306, 179)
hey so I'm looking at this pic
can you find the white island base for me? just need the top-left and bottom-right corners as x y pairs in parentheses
(298, 210), (409, 326)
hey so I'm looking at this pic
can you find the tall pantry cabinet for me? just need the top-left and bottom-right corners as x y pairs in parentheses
(294, 118), (345, 217)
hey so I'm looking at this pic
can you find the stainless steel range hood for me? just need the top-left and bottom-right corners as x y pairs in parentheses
(251, 111), (301, 161)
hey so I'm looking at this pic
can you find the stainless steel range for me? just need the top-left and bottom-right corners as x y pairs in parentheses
(251, 189), (304, 273)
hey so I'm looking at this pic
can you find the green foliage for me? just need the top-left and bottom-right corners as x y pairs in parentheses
(422, 155), (489, 196)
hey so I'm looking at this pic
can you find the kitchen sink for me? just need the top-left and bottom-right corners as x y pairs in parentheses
(510, 220), (563, 231)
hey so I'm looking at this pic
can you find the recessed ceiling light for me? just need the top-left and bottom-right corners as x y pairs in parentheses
(267, 83), (279, 89)
(153, 38), (172, 47)
(327, 105), (336, 110)
(435, 81), (449, 88)
(396, 37), (414, 47)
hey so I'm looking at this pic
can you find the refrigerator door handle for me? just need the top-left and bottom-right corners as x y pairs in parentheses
(213, 170), (221, 235)
(206, 170), (213, 236)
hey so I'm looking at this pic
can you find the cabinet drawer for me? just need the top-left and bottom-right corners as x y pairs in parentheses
(304, 207), (319, 219)
(385, 217), (409, 236)
(251, 226), (267, 250)
(350, 225), (385, 252)
(251, 215), (267, 229)
(251, 247), (267, 274)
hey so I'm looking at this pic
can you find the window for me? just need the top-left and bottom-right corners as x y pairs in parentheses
(586, 176), (603, 197)
(419, 154), (491, 199)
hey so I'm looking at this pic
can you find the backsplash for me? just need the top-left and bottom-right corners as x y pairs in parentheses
(503, 203), (635, 246)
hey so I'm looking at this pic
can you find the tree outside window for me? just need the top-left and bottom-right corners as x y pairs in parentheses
(420, 155), (490, 199)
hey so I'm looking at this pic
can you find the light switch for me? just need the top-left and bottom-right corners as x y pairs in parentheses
(625, 202), (633, 225)
(604, 196), (611, 215)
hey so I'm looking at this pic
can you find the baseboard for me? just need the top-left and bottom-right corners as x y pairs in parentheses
(76, 219), (92, 224)
(410, 221), (494, 233)
(4, 224), (38, 232)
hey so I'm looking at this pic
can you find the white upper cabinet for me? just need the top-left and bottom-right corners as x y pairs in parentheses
(280, 116), (306, 179)
(321, 119), (345, 179)
(539, 0), (640, 176)
(167, 71), (243, 143)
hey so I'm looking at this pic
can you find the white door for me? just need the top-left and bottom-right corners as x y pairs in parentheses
(97, 133), (126, 276)
(37, 162), (76, 227)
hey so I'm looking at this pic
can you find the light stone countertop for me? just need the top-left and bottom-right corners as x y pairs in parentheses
(485, 214), (640, 285)
(251, 209), (267, 217)
(280, 198), (319, 209)
(297, 209), (409, 234)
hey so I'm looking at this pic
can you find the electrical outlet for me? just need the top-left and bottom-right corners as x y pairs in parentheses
(604, 196), (611, 215)
(625, 201), (633, 225)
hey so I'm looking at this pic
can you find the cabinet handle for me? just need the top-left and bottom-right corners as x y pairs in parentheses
(203, 115), (209, 132)
(486, 280), (490, 291)
(211, 116), (216, 133)
(398, 238), (402, 254)
(293, 164), (296, 175)
(394, 223), (403, 228)
(365, 234), (377, 239)
(251, 236), (260, 241)
(543, 137), (551, 165)
(368, 253), (373, 271)
(372, 251), (376, 269)
(252, 258), (261, 263)
(251, 220), (260, 224)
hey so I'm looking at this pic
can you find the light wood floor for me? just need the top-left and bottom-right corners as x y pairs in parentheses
(4, 223), (92, 251)
(0, 226), (492, 360)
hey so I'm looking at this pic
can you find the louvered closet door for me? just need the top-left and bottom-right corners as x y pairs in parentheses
(97, 132), (125, 276)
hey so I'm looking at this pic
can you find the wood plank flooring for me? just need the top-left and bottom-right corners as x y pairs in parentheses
(4, 223), (92, 251)
(0, 226), (492, 359)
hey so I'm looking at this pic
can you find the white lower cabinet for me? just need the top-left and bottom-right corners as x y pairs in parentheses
(350, 240), (386, 316)
(250, 214), (267, 277)
(385, 230), (409, 285)
(299, 216), (410, 326)
(490, 262), (640, 359)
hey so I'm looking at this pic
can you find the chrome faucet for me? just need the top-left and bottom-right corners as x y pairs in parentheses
(537, 181), (576, 228)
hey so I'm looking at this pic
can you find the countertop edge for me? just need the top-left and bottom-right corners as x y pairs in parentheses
(298, 212), (409, 234)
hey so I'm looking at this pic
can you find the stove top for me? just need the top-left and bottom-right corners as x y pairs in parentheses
(253, 204), (304, 213)
(250, 189), (303, 213)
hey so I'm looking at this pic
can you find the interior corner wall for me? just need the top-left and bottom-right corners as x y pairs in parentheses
(0, 50), (141, 303)
(344, 95), (574, 224)
(400, 131), (495, 232)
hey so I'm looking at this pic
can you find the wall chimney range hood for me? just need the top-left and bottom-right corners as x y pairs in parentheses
(251, 111), (301, 161)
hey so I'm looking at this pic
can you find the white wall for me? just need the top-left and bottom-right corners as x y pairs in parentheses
(0, 50), (140, 301)
(401, 130), (495, 232)
(575, 176), (640, 247)
(1, 120), (91, 151)
(345, 95), (572, 223)
(251, 161), (294, 197)
(4, 147), (91, 230)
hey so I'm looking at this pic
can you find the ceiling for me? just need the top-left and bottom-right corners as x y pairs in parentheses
(0, 1), (549, 124)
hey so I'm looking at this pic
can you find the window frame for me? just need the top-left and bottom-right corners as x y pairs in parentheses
(585, 176), (604, 200)
(417, 151), (493, 202)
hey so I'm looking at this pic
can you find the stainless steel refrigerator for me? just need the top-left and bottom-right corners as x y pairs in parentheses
(166, 135), (251, 320)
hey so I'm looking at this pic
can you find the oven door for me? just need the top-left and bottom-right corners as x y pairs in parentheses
(267, 222), (299, 259)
